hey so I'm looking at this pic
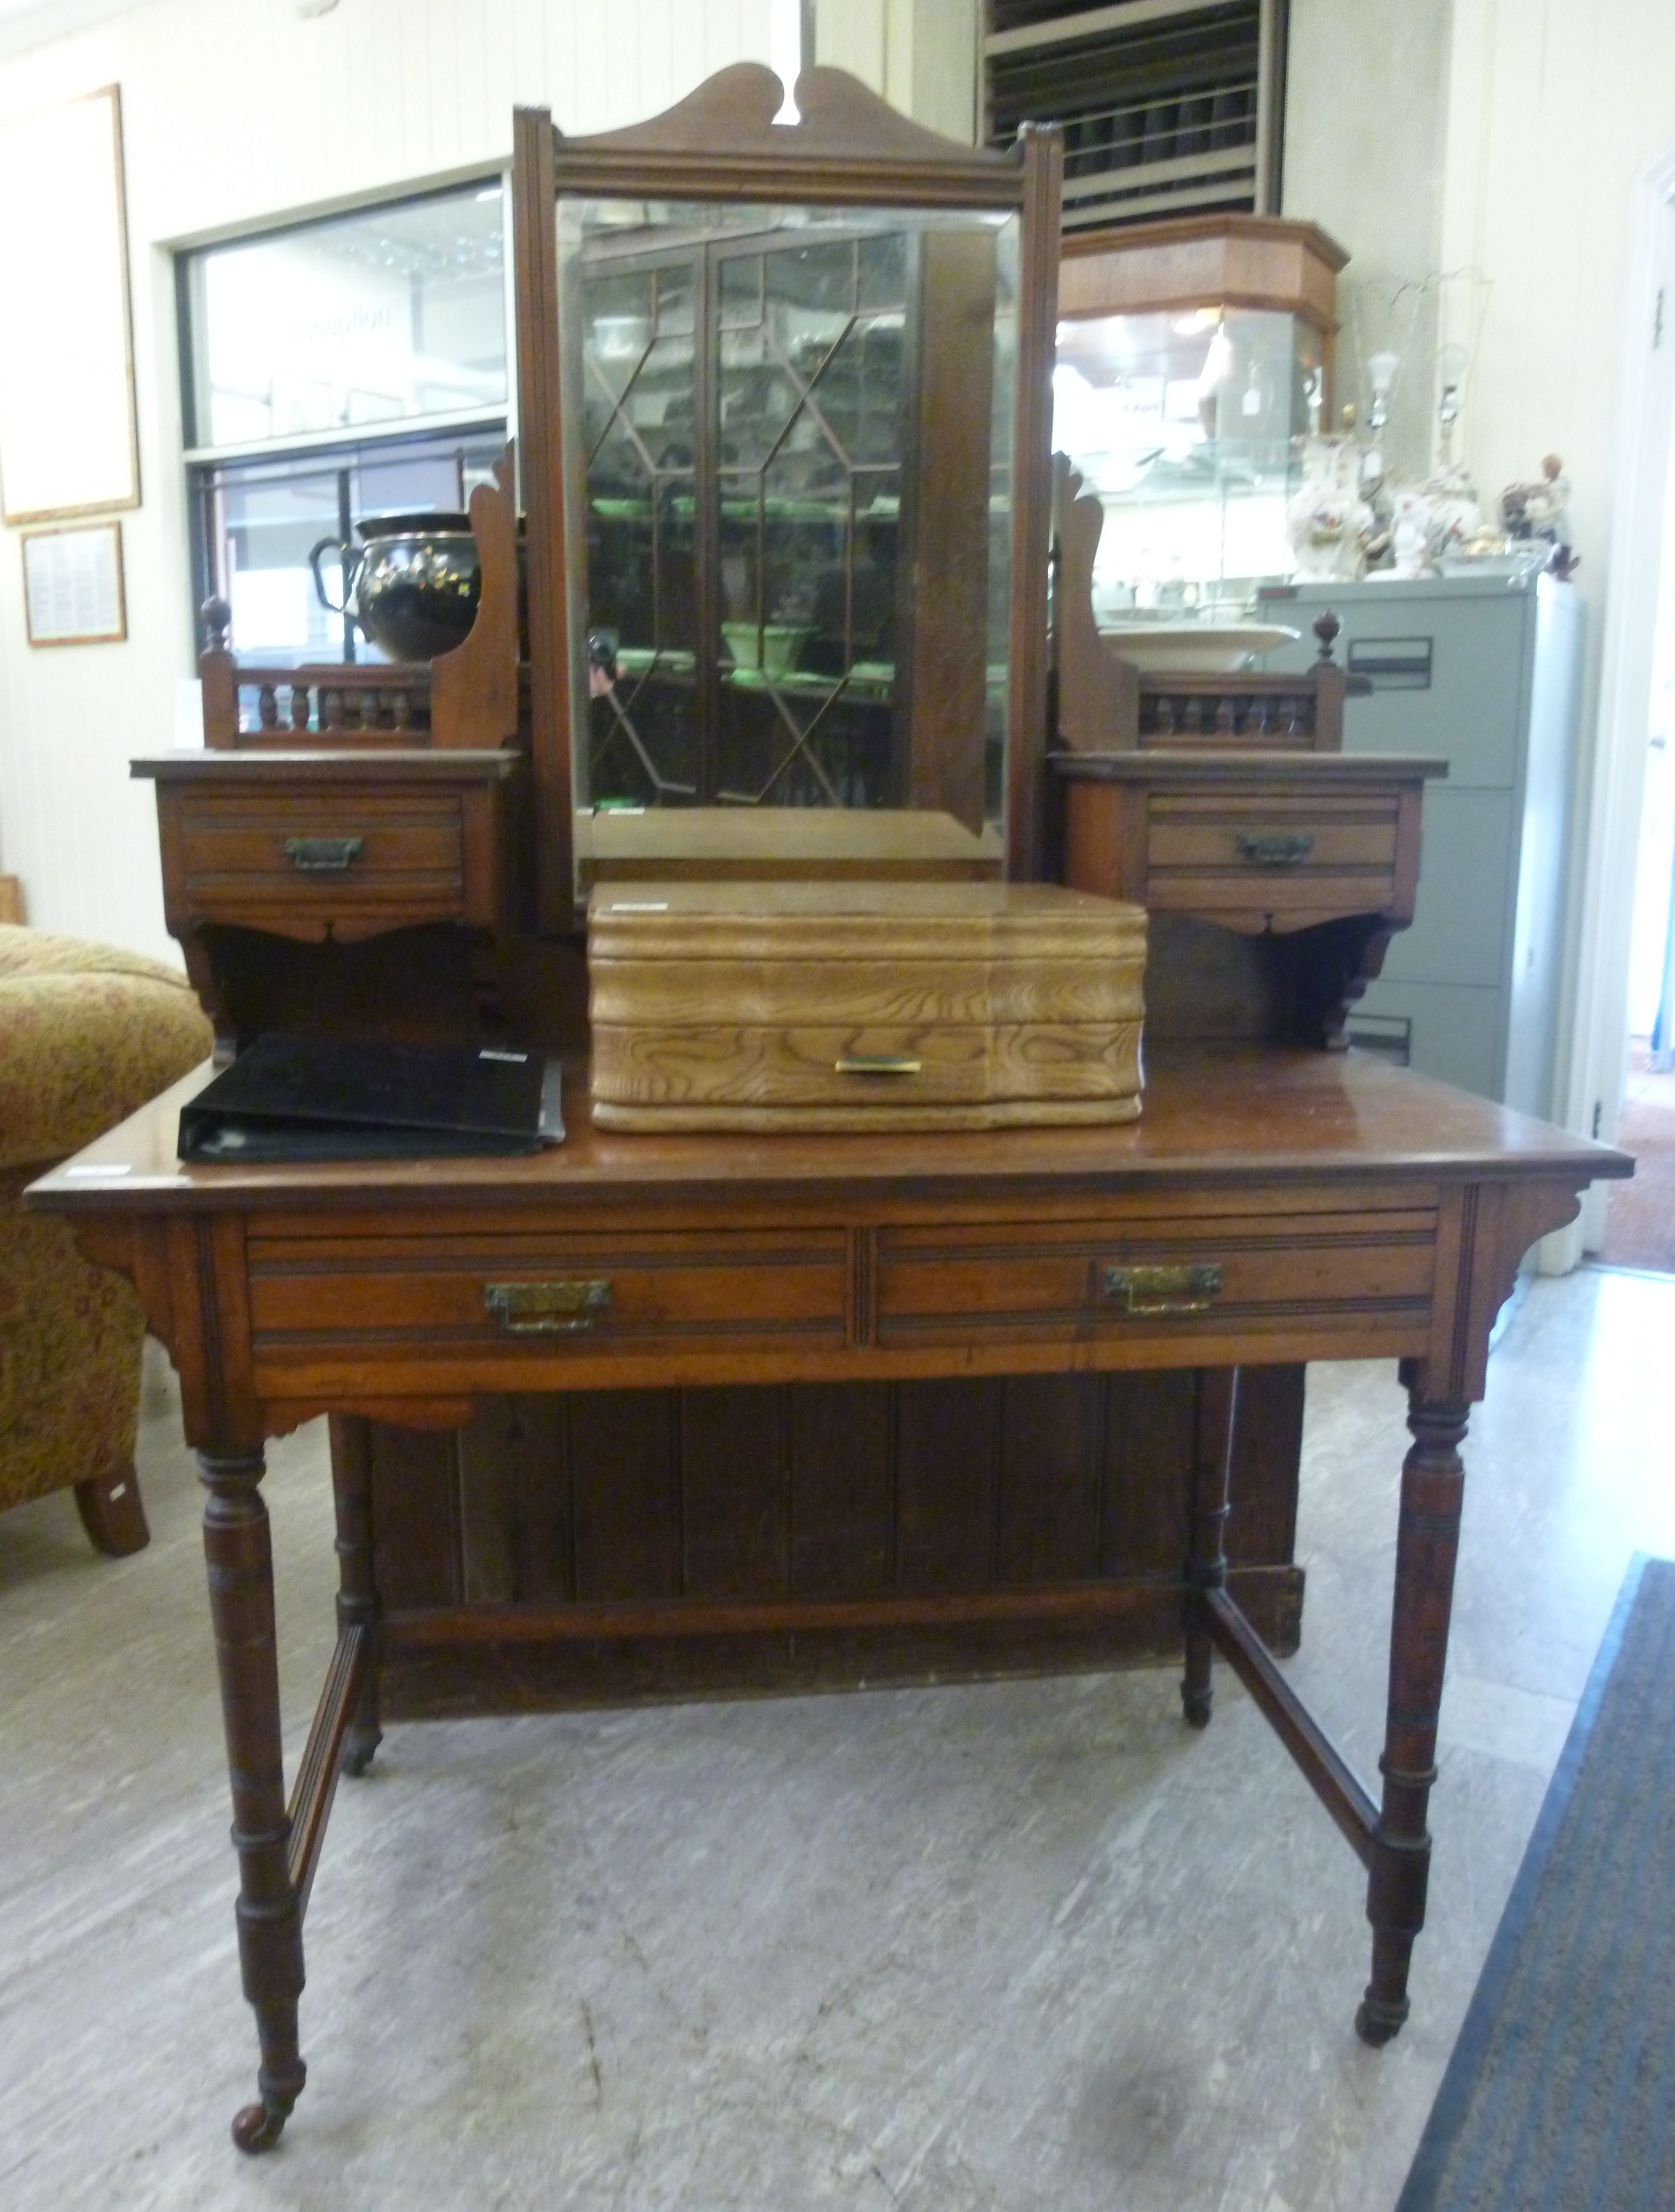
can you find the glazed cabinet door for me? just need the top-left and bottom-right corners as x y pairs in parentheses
(569, 207), (1015, 841)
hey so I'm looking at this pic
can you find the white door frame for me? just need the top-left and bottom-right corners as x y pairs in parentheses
(1546, 136), (1675, 1268)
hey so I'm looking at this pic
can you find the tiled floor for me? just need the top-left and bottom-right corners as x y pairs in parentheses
(3, 1267), (1672, 2212)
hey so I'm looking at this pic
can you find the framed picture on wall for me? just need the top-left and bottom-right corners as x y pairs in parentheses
(21, 519), (127, 645)
(0, 85), (140, 523)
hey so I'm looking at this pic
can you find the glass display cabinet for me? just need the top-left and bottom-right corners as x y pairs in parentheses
(1052, 215), (1346, 620)
(511, 64), (1063, 922)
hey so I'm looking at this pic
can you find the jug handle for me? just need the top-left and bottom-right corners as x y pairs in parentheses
(308, 537), (362, 617)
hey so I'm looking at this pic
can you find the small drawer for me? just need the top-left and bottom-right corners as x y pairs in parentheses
(245, 1224), (851, 1366)
(176, 788), (465, 926)
(874, 1204), (1437, 1349)
(1144, 791), (1400, 919)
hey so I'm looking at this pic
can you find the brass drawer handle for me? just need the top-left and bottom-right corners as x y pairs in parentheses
(284, 836), (364, 873)
(484, 1280), (612, 1334)
(834, 1055), (922, 1076)
(1234, 832), (1314, 868)
(1100, 1263), (1224, 1317)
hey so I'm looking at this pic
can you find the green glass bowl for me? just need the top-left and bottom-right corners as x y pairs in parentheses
(722, 622), (810, 677)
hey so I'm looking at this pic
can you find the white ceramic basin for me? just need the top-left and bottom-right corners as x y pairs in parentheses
(1095, 621), (1301, 674)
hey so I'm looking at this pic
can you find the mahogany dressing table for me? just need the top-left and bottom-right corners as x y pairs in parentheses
(38, 65), (1633, 2150)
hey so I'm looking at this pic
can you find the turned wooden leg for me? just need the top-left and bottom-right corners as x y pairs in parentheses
(199, 1449), (306, 2151)
(1181, 1366), (1241, 1727)
(328, 1415), (383, 1776)
(1355, 1387), (1470, 2045)
(73, 1458), (149, 1556)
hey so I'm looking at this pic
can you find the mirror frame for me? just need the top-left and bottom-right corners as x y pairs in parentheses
(511, 63), (1063, 927)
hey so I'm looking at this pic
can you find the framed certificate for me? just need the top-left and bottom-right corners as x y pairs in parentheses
(0, 86), (140, 523)
(21, 519), (127, 645)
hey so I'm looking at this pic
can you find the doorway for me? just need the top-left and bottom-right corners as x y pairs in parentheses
(1599, 576), (1675, 1270)
(1551, 141), (1675, 1271)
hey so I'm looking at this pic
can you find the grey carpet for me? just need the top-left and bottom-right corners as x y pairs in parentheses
(1397, 1553), (1675, 2212)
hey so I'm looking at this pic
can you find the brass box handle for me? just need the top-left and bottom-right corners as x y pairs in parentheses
(484, 1280), (612, 1334)
(834, 1055), (922, 1076)
(284, 836), (364, 873)
(1099, 1263), (1224, 1318)
(1234, 832), (1313, 868)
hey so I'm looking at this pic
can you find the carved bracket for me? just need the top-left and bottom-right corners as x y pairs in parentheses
(1419, 1176), (1592, 1406)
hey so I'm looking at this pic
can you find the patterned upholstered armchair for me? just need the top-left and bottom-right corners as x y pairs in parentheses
(0, 926), (211, 1553)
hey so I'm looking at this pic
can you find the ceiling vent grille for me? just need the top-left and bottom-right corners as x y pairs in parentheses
(984, 0), (1288, 232)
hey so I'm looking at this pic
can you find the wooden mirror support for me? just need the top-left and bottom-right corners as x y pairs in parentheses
(512, 65), (1063, 925)
(429, 448), (521, 751)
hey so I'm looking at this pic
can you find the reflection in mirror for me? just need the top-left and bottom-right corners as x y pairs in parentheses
(559, 197), (1018, 892)
(1053, 305), (1325, 617)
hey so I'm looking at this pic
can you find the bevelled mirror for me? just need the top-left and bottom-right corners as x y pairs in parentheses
(511, 66), (1062, 923)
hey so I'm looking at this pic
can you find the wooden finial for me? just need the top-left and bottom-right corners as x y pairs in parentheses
(1314, 609), (1341, 663)
(198, 596), (238, 747)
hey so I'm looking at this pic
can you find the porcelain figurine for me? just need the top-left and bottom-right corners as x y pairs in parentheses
(1421, 461), (1484, 562)
(1388, 489), (1435, 578)
(1286, 437), (1373, 580)
(1501, 453), (1572, 545)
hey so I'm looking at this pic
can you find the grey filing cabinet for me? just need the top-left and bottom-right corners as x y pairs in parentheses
(1256, 573), (1584, 1117)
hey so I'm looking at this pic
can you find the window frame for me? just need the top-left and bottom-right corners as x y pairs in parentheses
(176, 171), (516, 664)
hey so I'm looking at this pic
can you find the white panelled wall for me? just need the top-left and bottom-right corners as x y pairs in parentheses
(814, 0), (976, 147)
(1284, 0), (1675, 730)
(0, 0), (786, 955)
(1435, 0), (1675, 1250)
(1281, 0), (1452, 486)
(1437, 0), (1675, 620)
(7, 0), (1675, 1068)
(1287, 0), (1675, 1225)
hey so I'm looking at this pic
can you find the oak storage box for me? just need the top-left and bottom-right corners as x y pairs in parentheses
(587, 880), (1147, 1133)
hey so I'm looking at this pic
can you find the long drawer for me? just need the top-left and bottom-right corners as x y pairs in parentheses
(875, 1198), (1438, 1351)
(245, 1223), (851, 1368)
